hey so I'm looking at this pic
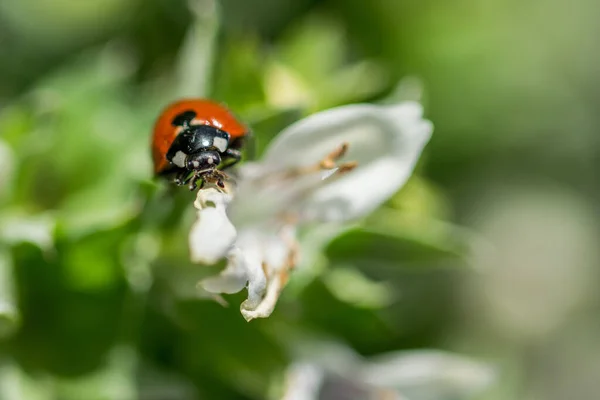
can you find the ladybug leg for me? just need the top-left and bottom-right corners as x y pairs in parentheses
(212, 170), (227, 189)
(188, 171), (204, 191)
(221, 148), (242, 170)
(225, 148), (242, 160)
(174, 169), (192, 186)
(229, 136), (245, 150)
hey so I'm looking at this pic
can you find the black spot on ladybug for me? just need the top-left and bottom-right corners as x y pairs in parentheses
(171, 110), (197, 127)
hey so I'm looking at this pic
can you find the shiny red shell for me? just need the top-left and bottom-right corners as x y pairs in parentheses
(151, 99), (248, 174)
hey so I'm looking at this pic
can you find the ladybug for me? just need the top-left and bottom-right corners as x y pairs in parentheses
(151, 99), (249, 190)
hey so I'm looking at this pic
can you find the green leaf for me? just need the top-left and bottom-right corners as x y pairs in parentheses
(297, 280), (395, 354)
(326, 224), (467, 271)
(246, 107), (304, 159)
(53, 346), (137, 400)
(11, 242), (128, 375)
(211, 37), (267, 113)
(0, 140), (16, 203)
(0, 250), (19, 339)
(0, 360), (51, 400)
(323, 266), (396, 309)
(61, 228), (129, 292)
(139, 298), (288, 399)
(172, 0), (220, 99)
(268, 13), (389, 111)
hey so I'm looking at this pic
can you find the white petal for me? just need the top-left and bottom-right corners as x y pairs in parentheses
(200, 230), (271, 310)
(201, 247), (249, 294)
(282, 363), (324, 400)
(260, 102), (433, 221)
(237, 228), (293, 321)
(200, 226), (295, 321)
(359, 350), (495, 400)
(240, 270), (286, 321)
(189, 187), (236, 264)
(228, 162), (326, 229)
(263, 224), (296, 272)
(235, 232), (269, 310)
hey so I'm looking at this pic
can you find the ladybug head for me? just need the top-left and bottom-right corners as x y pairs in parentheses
(186, 150), (221, 172)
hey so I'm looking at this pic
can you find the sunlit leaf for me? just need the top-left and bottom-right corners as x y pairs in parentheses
(0, 250), (19, 339)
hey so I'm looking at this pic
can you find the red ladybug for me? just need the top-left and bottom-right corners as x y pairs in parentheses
(151, 99), (249, 190)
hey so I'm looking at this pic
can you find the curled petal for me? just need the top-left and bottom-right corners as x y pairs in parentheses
(240, 226), (296, 321)
(241, 269), (287, 321)
(189, 187), (236, 264)
(201, 226), (296, 321)
(200, 230), (272, 314)
(235, 232), (268, 310)
(259, 102), (433, 221)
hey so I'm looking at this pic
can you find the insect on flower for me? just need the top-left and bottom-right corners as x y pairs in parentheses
(189, 101), (434, 321)
(151, 99), (250, 190)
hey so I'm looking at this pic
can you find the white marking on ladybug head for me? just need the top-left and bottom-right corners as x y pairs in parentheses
(173, 151), (187, 168)
(192, 160), (200, 168)
(213, 137), (228, 152)
(207, 156), (214, 165)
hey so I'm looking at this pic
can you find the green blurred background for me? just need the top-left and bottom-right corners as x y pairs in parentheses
(0, 0), (598, 399)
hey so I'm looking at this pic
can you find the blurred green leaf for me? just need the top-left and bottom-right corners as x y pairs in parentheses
(0, 250), (19, 339)
(11, 242), (128, 375)
(173, 0), (220, 99)
(295, 271), (460, 356)
(266, 13), (389, 111)
(53, 346), (137, 400)
(0, 360), (50, 400)
(139, 298), (288, 399)
(323, 266), (396, 309)
(387, 176), (451, 220)
(61, 227), (130, 292)
(247, 107), (304, 158)
(211, 37), (267, 114)
(0, 106), (37, 148)
(296, 280), (395, 354)
(0, 140), (16, 202)
(0, 212), (55, 251)
(326, 225), (466, 271)
(0, 0), (137, 47)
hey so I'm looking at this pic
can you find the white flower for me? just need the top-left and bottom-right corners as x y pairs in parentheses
(189, 101), (433, 321)
(281, 342), (495, 400)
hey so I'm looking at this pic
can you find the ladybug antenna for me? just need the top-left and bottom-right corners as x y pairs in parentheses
(171, 110), (197, 129)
